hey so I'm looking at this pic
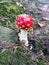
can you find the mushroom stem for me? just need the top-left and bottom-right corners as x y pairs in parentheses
(18, 29), (29, 46)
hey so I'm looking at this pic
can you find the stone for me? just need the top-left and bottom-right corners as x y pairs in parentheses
(0, 26), (19, 47)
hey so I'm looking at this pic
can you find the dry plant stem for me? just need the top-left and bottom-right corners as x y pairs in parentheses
(21, 41), (30, 52)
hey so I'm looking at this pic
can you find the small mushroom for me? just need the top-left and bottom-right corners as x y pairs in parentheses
(15, 14), (34, 46)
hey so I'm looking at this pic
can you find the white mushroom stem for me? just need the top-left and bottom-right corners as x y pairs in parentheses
(18, 29), (29, 46)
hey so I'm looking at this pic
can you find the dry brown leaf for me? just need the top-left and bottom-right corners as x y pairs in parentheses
(4, 44), (14, 48)
(38, 22), (45, 28)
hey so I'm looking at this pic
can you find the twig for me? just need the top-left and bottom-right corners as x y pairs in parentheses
(20, 41), (30, 52)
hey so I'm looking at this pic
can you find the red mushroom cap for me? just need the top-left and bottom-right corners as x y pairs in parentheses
(15, 14), (34, 30)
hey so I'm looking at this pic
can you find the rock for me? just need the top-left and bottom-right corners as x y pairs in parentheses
(0, 26), (19, 47)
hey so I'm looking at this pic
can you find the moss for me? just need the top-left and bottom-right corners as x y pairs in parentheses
(37, 59), (45, 65)
(0, 1), (24, 28)
(0, 47), (35, 65)
(36, 38), (43, 51)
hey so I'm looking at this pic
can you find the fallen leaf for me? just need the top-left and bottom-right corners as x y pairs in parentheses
(38, 22), (45, 28)
(4, 44), (14, 48)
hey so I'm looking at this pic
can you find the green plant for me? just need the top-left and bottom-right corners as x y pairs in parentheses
(0, 47), (35, 65)
(37, 59), (45, 65)
(36, 38), (43, 51)
(0, 1), (24, 29)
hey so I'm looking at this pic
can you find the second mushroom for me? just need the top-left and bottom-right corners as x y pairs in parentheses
(15, 14), (34, 46)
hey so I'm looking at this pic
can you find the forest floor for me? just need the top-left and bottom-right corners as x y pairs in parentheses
(0, 0), (49, 65)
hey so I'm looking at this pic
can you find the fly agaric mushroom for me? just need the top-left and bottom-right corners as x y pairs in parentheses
(15, 14), (34, 46)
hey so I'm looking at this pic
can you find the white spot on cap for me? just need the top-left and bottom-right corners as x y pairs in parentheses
(25, 28), (28, 29)
(27, 24), (30, 26)
(19, 17), (21, 20)
(19, 26), (22, 28)
(30, 27), (32, 29)
(27, 18), (30, 21)
(18, 22), (20, 24)
(20, 21), (23, 23)
(22, 25), (25, 28)
(24, 19), (26, 21)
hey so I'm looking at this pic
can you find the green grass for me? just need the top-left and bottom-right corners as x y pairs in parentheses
(0, 1), (25, 29)
(0, 47), (34, 65)
(37, 59), (45, 65)
(36, 38), (43, 51)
